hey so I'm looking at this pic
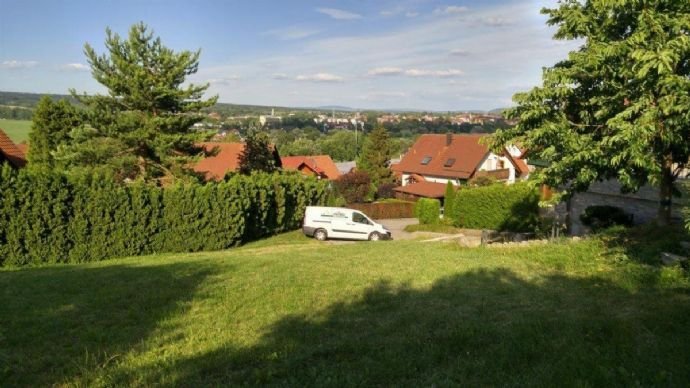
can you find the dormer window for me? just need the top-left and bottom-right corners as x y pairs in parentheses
(421, 156), (432, 165)
(444, 158), (456, 167)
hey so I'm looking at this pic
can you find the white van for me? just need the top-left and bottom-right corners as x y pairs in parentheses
(302, 206), (392, 241)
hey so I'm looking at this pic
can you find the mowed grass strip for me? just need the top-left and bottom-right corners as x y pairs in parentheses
(1, 230), (690, 387)
(0, 119), (31, 143)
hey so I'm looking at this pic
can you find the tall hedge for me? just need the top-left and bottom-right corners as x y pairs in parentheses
(448, 182), (539, 232)
(415, 198), (441, 225)
(0, 165), (327, 266)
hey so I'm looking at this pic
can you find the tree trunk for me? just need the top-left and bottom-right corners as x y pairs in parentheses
(657, 157), (674, 226)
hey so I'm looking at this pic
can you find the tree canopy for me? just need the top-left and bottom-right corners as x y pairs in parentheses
(28, 96), (82, 168)
(490, 0), (690, 224)
(59, 22), (217, 182)
(357, 124), (394, 187)
(238, 130), (281, 175)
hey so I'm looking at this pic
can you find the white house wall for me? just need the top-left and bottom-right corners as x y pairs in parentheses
(477, 153), (517, 183)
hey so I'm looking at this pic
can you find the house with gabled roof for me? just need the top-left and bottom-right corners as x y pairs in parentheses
(0, 128), (27, 169)
(280, 155), (341, 180)
(392, 133), (528, 200)
(193, 142), (282, 181)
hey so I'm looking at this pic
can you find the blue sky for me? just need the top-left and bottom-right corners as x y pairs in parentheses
(0, 0), (579, 111)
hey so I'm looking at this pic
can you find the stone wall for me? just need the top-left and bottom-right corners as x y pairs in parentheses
(566, 179), (686, 235)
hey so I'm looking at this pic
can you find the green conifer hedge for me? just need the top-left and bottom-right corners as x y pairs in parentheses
(0, 165), (327, 266)
(447, 182), (539, 232)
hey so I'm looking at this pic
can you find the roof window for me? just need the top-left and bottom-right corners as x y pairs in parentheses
(421, 156), (432, 165)
(444, 158), (456, 167)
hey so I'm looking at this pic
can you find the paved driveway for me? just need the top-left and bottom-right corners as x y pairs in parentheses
(377, 218), (449, 240)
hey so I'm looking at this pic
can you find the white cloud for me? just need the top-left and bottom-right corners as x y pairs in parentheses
(367, 67), (404, 76)
(1, 60), (38, 69)
(483, 17), (513, 27)
(263, 26), (320, 40)
(369, 67), (463, 78)
(434, 6), (468, 15)
(449, 49), (469, 56)
(191, 1), (580, 110)
(295, 73), (344, 82)
(405, 68), (463, 77)
(60, 63), (89, 71)
(406, 12), (419, 18)
(316, 8), (362, 20)
(208, 76), (240, 85)
(271, 73), (289, 80)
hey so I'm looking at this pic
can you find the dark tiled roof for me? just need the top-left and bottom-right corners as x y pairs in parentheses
(0, 128), (27, 168)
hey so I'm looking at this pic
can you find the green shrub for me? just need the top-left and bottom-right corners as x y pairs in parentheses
(448, 182), (539, 232)
(443, 181), (456, 217)
(580, 205), (633, 232)
(0, 166), (327, 266)
(415, 198), (441, 225)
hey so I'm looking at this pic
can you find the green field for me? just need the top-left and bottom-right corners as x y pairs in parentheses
(2, 228), (690, 386)
(0, 119), (31, 143)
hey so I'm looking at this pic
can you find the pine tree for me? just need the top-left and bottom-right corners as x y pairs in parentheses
(238, 130), (280, 175)
(357, 124), (394, 187)
(59, 22), (218, 183)
(28, 96), (82, 168)
(490, 0), (690, 225)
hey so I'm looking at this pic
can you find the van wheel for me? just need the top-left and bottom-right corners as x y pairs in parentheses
(369, 232), (381, 241)
(314, 229), (328, 241)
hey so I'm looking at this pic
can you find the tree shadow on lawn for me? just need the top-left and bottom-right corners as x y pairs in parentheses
(0, 260), (218, 387)
(143, 268), (690, 387)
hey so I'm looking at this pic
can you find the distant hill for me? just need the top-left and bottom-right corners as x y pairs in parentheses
(315, 105), (357, 112)
(0, 90), (507, 118)
(488, 108), (509, 116)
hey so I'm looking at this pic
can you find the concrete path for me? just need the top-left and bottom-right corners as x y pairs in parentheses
(377, 218), (483, 246)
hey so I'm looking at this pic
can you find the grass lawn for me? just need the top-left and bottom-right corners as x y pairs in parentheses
(2, 228), (690, 386)
(0, 119), (32, 143)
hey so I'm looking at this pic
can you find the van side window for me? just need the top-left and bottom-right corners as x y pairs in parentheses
(352, 212), (370, 225)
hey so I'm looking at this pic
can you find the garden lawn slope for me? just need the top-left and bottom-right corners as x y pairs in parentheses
(2, 231), (690, 386)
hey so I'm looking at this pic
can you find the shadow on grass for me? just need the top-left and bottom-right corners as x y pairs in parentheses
(0, 261), (217, 387)
(142, 268), (690, 386)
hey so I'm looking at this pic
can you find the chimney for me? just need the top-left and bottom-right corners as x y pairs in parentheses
(446, 133), (452, 146)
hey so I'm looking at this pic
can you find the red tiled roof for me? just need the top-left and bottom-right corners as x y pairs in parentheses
(16, 143), (29, 156)
(193, 142), (245, 181)
(392, 134), (489, 179)
(393, 181), (447, 198)
(281, 155), (341, 180)
(0, 128), (27, 168)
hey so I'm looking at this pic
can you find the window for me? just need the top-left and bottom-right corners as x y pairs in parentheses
(497, 160), (505, 169)
(444, 158), (456, 167)
(353, 212), (371, 225)
(421, 156), (432, 165)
